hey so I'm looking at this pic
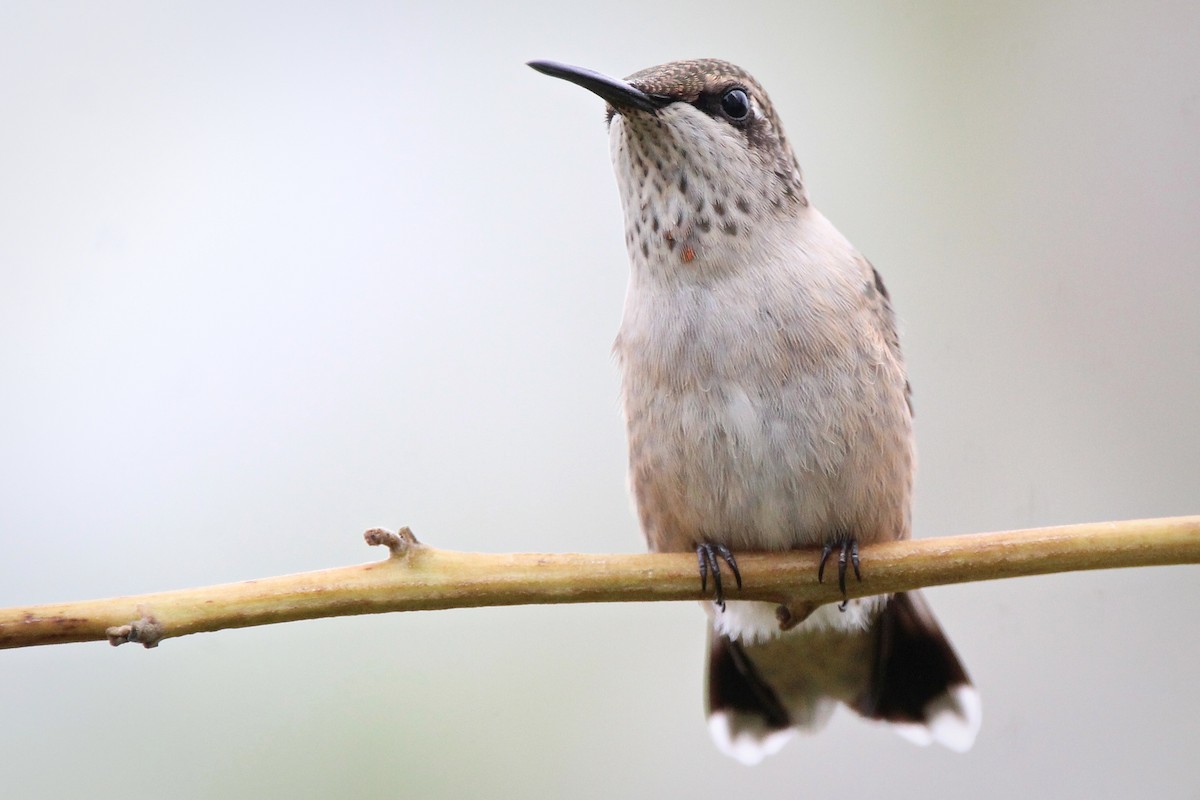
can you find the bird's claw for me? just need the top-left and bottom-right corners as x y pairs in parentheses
(817, 538), (861, 611)
(696, 542), (742, 612)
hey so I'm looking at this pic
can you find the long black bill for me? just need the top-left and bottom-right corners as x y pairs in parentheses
(528, 60), (671, 113)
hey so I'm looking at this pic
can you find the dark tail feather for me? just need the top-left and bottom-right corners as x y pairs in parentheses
(855, 591), (980, 751)
(707, 632), (791, 730)
(705, 592), (980, 763)
(705, 629), (805, 764)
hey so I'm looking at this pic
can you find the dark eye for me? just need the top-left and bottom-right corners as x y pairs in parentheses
(720, 88), (751, 121)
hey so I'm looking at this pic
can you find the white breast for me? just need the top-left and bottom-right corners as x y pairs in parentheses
(616, 208), (914, 555)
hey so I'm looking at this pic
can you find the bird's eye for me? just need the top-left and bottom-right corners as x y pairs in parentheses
(720, 88), (751, 121)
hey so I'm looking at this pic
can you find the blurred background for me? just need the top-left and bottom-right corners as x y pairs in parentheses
(2, 2), (1198, 797)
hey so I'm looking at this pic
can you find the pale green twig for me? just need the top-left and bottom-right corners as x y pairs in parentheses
(1, 516), (1197, 650)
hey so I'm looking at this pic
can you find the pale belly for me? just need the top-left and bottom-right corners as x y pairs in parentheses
(624, 373), (913, 555)
(623, 374), (910, 641)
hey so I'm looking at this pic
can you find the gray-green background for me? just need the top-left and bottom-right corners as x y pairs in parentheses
(2, 2), (1198, 797)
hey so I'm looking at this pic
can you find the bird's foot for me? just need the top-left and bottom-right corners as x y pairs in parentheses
(696, 542), (742, 612)
(817, 537), (861, 611)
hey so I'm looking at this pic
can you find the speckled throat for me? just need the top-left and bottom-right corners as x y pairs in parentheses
(609, 60), (808, 280)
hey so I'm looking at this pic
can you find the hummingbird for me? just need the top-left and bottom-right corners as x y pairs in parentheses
(529, 58), (980, 763)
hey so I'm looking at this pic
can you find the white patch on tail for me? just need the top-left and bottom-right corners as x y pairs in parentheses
(708, 711), (796, 766)
(891, 684), (982, 752)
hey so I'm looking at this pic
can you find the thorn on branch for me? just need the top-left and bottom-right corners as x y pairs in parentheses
(364, 526), (421, 559)
(776, 600), (816, 632)
(106, 611), (164, 648)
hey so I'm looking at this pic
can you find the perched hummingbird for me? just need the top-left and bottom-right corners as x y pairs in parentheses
(529, 59), (980, 763)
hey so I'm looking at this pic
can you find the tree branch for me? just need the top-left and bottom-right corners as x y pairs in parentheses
(2, 516), (1197, 650)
